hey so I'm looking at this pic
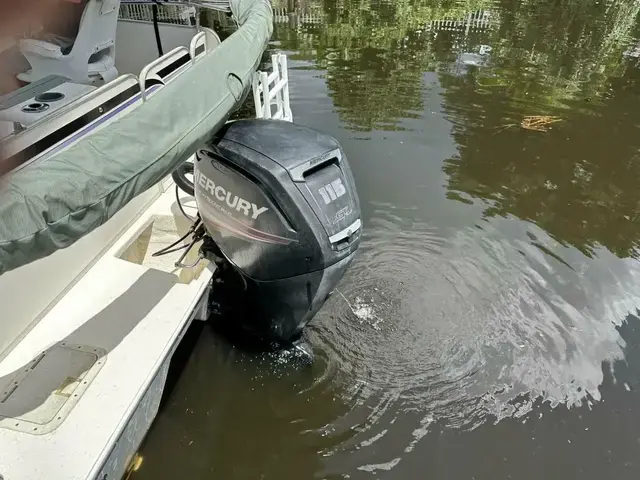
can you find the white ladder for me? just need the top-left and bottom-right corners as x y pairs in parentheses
(252, 53), (293, 122)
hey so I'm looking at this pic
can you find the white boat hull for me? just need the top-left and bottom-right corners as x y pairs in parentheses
(0, 182), (213, 480)
(0, 185), (161, 361)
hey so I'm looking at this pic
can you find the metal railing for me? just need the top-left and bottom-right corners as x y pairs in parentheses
(253, 54), (292, 121)
(118, 3), (197, 25)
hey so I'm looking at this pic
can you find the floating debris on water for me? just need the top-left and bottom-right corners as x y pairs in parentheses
(521, 115), (562, 132)
(495, 115), (563, 133)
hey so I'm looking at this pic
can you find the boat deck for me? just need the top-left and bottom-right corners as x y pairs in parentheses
(0, 184), (212, 480)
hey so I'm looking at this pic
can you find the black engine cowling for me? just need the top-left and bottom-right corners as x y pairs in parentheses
(194, 119), (361, 344)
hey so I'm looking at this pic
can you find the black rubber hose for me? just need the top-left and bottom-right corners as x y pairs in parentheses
(173, 162), (195, 196)
(152, 3), (164, 56)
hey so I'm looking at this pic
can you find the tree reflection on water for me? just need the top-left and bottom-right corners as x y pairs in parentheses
(272, 0), (640, 258)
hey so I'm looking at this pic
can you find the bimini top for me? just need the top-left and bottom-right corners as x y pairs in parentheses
(0, 0), (273, 275)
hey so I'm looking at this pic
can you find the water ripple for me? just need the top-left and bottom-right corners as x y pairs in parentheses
(308, 206), (639, 471)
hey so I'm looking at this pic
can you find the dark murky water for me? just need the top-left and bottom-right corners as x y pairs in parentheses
(133, 1), (640, 478)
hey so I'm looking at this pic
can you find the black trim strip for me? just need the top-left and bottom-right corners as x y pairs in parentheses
(157, 52), (190, 79)
(2, 47), (205, 170)
(2, 83), (146, 167)
(155, 46), (204, 80)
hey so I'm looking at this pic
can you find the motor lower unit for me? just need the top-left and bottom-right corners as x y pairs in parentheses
(190, 119), (361, 345)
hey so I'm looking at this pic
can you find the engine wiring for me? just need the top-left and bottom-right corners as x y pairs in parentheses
(176, 185), (197, 222)
(151, 216), (202, 258)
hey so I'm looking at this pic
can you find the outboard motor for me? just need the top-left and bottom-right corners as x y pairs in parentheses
(191, 119), (361, 346)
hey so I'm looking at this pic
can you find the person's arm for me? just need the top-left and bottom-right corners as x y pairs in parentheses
(41, 0), (86, 41)
(0, 1), (60, 38)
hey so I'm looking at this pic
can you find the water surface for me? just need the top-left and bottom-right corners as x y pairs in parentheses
(133, 1), (640, 478)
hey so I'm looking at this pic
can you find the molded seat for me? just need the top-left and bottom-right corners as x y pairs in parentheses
(18, 0), (121, 86)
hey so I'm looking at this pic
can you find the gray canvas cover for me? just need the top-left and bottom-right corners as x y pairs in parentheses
(0, 0), (273, 275)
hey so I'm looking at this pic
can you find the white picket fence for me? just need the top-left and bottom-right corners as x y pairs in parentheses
(428, 11), (495, 33)
(272, 7), (325, 24)
(272, 7), (496, 31)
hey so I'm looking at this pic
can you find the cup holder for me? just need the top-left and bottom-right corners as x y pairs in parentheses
(35, 91), (65, 103)
(21, 102), (50, 114)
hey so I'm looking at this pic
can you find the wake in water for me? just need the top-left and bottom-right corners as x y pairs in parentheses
(336, 290), (385, 330)
(307, 205), (640, 473)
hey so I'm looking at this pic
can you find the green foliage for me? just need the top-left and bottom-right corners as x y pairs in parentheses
(272, 0), (640, 257)
(273, 0), (639, 128)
